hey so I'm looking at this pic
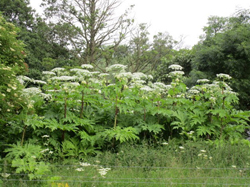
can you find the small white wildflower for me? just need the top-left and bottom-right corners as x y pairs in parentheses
(7, 88), (11, 92)
(80, 162), (91, 167)
(31, 155), (36, 159)
(209, 156), (212, 160)
(81, 64), (94, 69)
(42, 135), (49, 138)
(1, 173), (10, 178)
(49, 151), (53, 154)
(200, 150), (206, 153)
(98, 167), (111, 178)
(76, 168), (84, 172)
(169, 64), (183, 70)
(187, 131), (194, 135)
(40, 148), (49, 153)
(232, 165), (237, 168)
(162, 142), (168, 145)
(179, 146), (185, 149)
(198, 154), (202, 157)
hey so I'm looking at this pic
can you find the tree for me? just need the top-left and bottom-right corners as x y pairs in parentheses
(0, 0), (35, 29)
(41, 0), (133, 68)
(0, 13), (27, 125)
(0, 0), (73, 78)
(192, 9), (250, 109)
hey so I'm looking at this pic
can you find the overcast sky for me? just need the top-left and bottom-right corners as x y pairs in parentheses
(30, 0), (250, 48)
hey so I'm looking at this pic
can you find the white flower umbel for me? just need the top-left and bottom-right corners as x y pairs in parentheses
(169, 64), (183, 71)
(71, 69), (93, 78)
(106, 64), (127, 72)
(89, 78), (101, 84)
(32, 80), (47, 85)
(152, 82), (170, 92)
(188, 89), (200, 94)
(91, 71), (100, 75)
(23, 87), (42, 96)
(140, 86), (154, 92)
(17, 75), (32, 85)
(42, 135), (49, 138)
(168, 71), (185, 78)
(132, 72), (148, 80)
(129, 80), (146, 88)
(116, 72), (132, 79)
(51, 67), (65, 73)
(42, 71), (56, 76)
(147, 75), (153, 80)
(51, 76), (77, 81)
(81, 64), (94, 69)
(216, 73), (232, 80)
(197, 79), (210, 84)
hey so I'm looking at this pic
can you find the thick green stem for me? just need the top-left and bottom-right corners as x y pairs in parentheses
(157, 100), (160, 123)
(21, 125), (27, 146)
(80, 90), (84, 118)
(62, 96), (67, 141)
(114, 96), (118, 129)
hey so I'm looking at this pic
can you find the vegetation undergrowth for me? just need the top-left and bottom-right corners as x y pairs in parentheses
(1, 141), (250, 186)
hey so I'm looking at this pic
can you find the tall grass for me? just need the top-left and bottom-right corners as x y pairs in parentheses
(2, 140), (250, 186)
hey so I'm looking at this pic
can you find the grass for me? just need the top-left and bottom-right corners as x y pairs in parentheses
(2, 140), (250, 186)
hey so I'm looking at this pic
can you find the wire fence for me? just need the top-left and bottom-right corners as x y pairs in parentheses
(1, 163), (250, 186)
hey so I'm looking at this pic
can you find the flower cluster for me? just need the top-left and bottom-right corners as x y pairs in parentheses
(98, 167), (111, 178)
(51, 76), (77, 81)
(169, 64), (183, 70)
(51, 67), (65, 72)
(106, 64), (127, 72)
(81, 64), (94, 69)
(197, 79), (210, 84)
(42, 71), (56, 76)
(168, 71), (185, 78)
(216, 73), (232, 80)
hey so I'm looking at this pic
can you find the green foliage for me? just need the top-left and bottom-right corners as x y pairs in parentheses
(100, 126), (139, 144)
(4, 142), (50, 180)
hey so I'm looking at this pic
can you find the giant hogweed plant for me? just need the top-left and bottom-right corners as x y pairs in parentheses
(4, 63), (250, 170)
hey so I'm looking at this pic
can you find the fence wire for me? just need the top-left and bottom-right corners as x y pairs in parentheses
(1, 164), (250, 186)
